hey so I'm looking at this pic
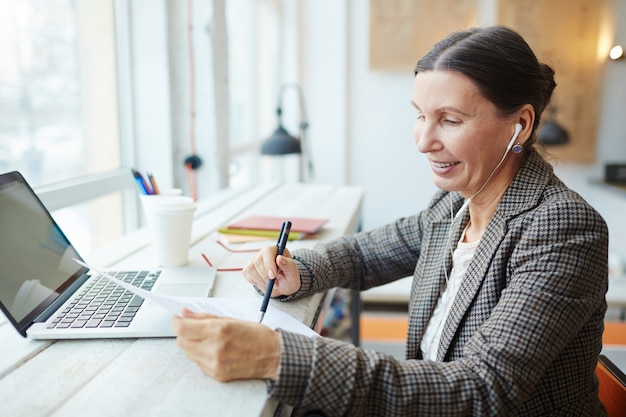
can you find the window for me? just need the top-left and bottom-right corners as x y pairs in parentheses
(170, 0), (287, 191)
(0, 0), (125, 255)
(0, 0), (293, 255)
(0, 0), (120, 185)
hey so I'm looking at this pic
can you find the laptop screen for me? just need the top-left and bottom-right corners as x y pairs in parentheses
(0, 171), (83, 331)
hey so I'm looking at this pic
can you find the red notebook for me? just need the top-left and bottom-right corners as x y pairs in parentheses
(226, 215), (328, 234)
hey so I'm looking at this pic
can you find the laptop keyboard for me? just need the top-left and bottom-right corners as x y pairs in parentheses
(47, 270), (160, 329)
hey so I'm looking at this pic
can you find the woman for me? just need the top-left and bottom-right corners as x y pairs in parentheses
(173, 26), (609, 416)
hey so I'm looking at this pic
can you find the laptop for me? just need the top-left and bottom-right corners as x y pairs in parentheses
(0, 171), (216, 339)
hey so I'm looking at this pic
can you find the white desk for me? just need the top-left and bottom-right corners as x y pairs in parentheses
(0, 182), (363, 417)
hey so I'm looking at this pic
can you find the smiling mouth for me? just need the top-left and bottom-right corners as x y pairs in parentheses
(432, 161), (460, 168)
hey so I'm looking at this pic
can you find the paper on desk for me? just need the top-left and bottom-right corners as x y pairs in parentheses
(176, 296), (320, 337)
(73, 259), (319, 338)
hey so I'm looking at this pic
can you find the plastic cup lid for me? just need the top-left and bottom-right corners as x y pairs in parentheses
(141, 195), (195, 211)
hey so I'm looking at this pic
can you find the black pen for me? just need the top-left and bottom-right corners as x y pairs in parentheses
(259, 220), (291, 323)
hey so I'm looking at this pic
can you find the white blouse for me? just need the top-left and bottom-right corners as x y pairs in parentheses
(420, 234), (480, 361)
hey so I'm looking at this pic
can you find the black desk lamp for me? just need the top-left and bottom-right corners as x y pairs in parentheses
(261, 83), (312, 181)
(261, 113), (302, 155)
(538, 106), (569, 146)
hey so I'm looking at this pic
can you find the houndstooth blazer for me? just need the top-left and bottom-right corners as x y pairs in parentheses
(267, 150), (609, 417)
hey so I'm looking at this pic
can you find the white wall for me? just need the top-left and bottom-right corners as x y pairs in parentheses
(348, 0), (438, 231)
(299, 1), (349, 186)
(303, 0), (436, 232)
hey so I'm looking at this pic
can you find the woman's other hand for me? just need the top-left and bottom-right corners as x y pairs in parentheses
(172, 309), (281, 382)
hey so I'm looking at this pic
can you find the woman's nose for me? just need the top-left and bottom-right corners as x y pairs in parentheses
(415, 123), (438, 154)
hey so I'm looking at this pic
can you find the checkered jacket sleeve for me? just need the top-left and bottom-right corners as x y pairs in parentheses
(267, 151), (609, 417)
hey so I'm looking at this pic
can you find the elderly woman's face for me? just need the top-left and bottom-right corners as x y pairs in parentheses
(412, 70), (516, 198)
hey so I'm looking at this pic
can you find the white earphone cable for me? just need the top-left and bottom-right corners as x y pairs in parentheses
(443, 123), (522, 283)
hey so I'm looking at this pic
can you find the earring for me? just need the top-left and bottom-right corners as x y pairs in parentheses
(512, 143), (523, 154)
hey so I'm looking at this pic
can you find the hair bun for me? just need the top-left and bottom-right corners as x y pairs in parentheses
(540, 63), (557, 105)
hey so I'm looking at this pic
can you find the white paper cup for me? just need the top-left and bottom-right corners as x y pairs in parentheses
(141, 195), (195, 267)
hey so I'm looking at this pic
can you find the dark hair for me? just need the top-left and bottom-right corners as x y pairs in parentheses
(414, 26), (556, 147)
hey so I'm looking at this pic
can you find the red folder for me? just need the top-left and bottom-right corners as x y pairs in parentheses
(226, 215), (328, 234)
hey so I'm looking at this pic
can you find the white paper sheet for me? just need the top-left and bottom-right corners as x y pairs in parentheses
(74, 259), (319, 338)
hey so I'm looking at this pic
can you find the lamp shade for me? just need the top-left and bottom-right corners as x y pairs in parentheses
(261, 125), (302, 155)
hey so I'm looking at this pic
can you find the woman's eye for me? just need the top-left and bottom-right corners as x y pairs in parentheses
(444, 119), (460, 125)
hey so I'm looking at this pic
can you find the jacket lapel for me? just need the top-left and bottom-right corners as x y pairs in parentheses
(406, 208), (466, 359)
(436, 216), (507, 361)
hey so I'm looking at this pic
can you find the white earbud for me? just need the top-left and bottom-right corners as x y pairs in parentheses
(506, 123), (523, 154)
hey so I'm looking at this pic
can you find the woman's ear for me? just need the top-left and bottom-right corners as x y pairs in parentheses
(516, 104), (535, 143)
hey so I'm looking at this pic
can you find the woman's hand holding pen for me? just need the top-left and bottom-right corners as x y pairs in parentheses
(172, 309), (280, 382)
(242, 246), (301, 297)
